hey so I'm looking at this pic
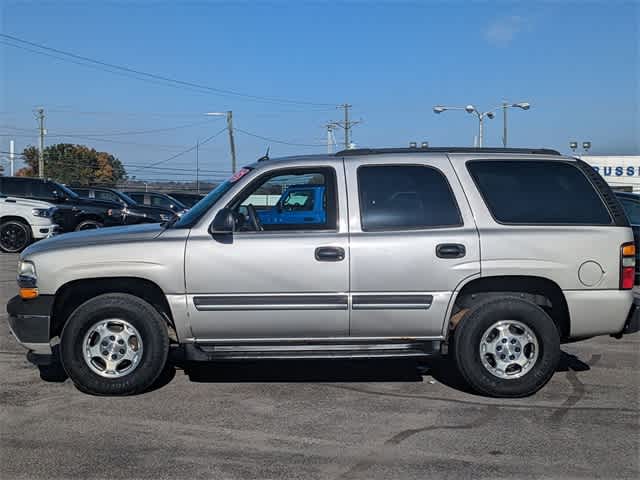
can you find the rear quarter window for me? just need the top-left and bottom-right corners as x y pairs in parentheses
(467, 160), (612, 225)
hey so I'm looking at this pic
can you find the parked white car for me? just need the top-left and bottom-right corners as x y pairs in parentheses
(0, 196), (58, 253)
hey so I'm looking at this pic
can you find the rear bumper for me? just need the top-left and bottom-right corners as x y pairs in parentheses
(621, 295), (640, 335)
(6, 295), (54, 355)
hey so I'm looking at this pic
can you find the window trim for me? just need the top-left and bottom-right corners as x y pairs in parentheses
(356, 163), (464, 233)
(226, 166), (340, 234)
(466, 159), (614, 227)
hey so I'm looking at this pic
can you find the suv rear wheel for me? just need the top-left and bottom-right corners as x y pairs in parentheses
(0, 219), (32, 253)
(452, 297), (560, 398)
(60, 293), (169, 395)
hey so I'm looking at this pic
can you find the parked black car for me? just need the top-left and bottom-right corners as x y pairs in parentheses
(615, 191), (640, 284)
(167, 191), (205, 208)
(72, 187), (175, 224)
(0, 177), (123, 232)
(123, 191), (189, 214)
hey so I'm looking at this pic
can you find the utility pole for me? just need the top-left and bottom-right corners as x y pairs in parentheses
(325, 123), (337, 154)
(195, 139), (200, 194)
(334, 104), (361, 150)
(502, 102), (508, 148)
(36, 108), (45, 178)
(226, 111), (237, 173)
(9, 140), (15, 176)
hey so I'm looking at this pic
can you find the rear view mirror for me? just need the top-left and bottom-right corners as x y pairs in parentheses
(209, 208), (236, 235)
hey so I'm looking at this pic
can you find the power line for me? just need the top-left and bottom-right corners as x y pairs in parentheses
(132, 126), (229, 170)
(0, 33), (336, 107)
(1, 119), (219, 137)
(235, 128), (325, 147)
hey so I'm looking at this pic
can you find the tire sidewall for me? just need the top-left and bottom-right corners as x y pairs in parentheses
(453, 297), (560, 398)
(60, 293), (169, 395)
(0, 220), (32, 253)
(75, 219), (103, 231)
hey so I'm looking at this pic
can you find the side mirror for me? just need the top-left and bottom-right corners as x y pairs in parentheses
(209, 208), (235, 235)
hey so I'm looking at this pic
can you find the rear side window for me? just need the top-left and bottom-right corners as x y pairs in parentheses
(468, 161), (612, 225)
(357, 165), (462, 231)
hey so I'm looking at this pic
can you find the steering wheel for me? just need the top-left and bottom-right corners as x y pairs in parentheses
(246, 204), (264, 232)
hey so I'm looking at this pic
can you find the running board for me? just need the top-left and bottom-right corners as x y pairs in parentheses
(177, 340), (440, 362)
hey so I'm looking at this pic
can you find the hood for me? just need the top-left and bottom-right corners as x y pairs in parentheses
(22, 223), (166, 257)
(3, 197), (56, 209)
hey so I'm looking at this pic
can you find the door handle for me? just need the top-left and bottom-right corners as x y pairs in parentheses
(436, 243), (466, 259)
(315, 246), (345, 262)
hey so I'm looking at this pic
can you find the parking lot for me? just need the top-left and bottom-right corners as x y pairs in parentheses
(0, 252), (638, 479)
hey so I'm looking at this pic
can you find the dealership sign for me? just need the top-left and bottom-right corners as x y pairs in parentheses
(591, 165), (640, 177)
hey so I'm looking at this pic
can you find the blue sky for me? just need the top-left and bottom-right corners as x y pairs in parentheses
(1, 0), (638, 181)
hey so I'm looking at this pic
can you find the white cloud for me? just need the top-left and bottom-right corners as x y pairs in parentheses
(484, 15), (528, 47)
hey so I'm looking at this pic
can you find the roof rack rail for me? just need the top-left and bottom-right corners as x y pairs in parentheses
(335, 147), (561, 156)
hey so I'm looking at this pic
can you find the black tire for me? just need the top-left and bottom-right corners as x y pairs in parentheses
(60, 293), (169, 395)
(0, 219), (32, 253)
(75, 219), (103, 231)
(452, 297), (560, 398)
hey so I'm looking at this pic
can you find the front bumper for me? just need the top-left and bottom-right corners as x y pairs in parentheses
(6, 295), (54, 355)
(30, 223), (60, 240)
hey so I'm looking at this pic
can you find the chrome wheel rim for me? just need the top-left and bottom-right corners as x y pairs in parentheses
(479, 320), (539, 379)
(0, 223), (28, 252)
(82, 319), (143, 378)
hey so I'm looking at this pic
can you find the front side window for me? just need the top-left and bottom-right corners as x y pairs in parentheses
(468, 161), (612, 225)
(357, 165), (462, 231)
(150, 195), (171, 208)
(281, 190), (314, 211)
(94, 190), (119, 203)
(128, 193), (144, 203)
(231, 168), (337, 232)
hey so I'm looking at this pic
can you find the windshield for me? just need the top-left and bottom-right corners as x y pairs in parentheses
(172, 180), (235, 228)
(59, 183), (80, 199)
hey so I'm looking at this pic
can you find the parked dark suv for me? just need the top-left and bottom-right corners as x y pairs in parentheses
(123, 191), (188, 214)
(73, 187), (176, 224)
(167, 191), (205, 208)
(0, 177), (123, 232)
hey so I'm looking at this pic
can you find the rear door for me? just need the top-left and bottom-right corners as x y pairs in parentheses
(343, 154), (480, 338)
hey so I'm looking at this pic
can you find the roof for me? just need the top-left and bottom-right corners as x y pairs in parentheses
(335, 147), (561, 156)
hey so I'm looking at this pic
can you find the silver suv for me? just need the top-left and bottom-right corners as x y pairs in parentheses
(7, 147), (639, 397)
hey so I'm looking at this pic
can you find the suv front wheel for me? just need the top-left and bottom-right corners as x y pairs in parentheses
(60, 293), (169, 395)
(452, 297), (560, 398)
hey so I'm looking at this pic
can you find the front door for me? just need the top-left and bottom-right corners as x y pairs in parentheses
(343, 155), (480, 338)
(185, 163), (349, 340)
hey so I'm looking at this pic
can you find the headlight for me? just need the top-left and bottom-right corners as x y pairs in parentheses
(17, 260), (37, 286)
(32, 207), (56, 218)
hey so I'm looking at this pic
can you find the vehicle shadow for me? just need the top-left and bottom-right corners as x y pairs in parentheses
(36, 349), (592, 397)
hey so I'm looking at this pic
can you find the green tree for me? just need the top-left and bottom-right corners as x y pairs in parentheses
(17, 143), (126, 185)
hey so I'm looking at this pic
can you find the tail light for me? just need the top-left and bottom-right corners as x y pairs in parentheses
(620, 242), (636, 290)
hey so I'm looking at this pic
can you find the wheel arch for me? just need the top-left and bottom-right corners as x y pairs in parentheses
(0, 215), (30, 225)
(51, 277), (177, 341)
(449, 275), (571, 340)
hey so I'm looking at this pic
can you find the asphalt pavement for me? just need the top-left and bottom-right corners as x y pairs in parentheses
(0, 252), (638, 479)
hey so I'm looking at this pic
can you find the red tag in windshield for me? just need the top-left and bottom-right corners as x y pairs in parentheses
(230, 168), (250, 183)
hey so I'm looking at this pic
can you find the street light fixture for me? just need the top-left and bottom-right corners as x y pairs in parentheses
(433, 101), (531, 147)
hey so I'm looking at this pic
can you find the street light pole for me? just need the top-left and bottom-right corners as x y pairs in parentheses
(433, 102), (529, 148)
(205, 111), (237, 173)
(226, 111), (237, 173)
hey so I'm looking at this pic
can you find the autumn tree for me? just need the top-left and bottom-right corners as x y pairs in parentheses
(17, 143), (126, 185)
